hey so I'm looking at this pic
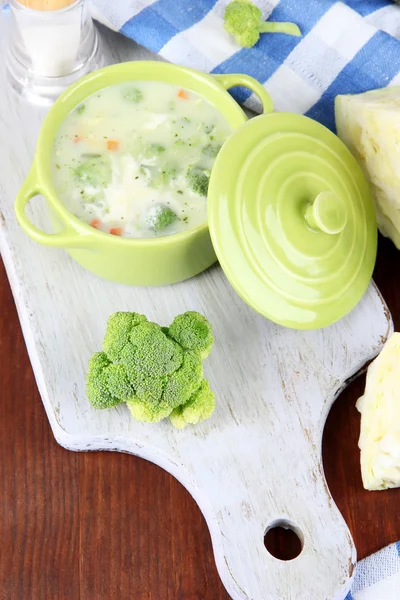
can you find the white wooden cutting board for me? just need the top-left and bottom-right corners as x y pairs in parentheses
(0, 20), (393, 600)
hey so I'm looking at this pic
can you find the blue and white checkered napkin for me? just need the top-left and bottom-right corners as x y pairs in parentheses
(346, 541), (400, 599)
(90, 0), (400, 132)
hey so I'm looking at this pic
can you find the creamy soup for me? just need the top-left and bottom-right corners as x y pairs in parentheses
(51, 81), (232, 238)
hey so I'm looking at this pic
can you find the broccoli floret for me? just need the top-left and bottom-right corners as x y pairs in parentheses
(106, 363), (135, 400)
(85, 311), (215, 428)
(104, 317), (183, 383)
(86, 352), (133, 409)
(146, 205), (178, 232)
(126, 395), (172, 423)
(123, 86), (143, 103)
(127, 377), (171, 423)
(75, 155), (111, 187)
(102, 312), (148, 361)
(126, 348), (200, 422)
(224, 0), (301, 48)
(162, 350), (203, 407)
(168, 311), (214, 358)
(170, 379), (216, 429)
(202, 143), (222, 158)
(186, 167), (210, 197)
(129, 321), (183, 380)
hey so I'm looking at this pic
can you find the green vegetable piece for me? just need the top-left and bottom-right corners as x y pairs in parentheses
(86, 310), (216, 428)
(162, 350), (203, 409)
(106, 363), (135, 401)
(202, 143), (222, 158)
(129, 321), (183, 379)
(118, 343), (140, 388)
(169, 311), (214, 358)
(75, 155), (111, 187)
(174, 139), (186, 148)
(145, 143), (166, 158)
(146, 205), (178, 232)
(103, 316), (181, 386)
(75, 103), (86, 115)
(152, 143), (166, 153)
(127, 377), (171, 423)
(123, 323), (187, 422)
(170, 379), (216, 429)
(203, 123), (214, 134)
(127, 396), (172, 423)
(186, 167), (210, 197)
(224, 0), (301, 48)
(135, 376), (165, 404)
(86, 352), (131, 409)
(123, 87), (143, 103)
(102, 312), (147, 362)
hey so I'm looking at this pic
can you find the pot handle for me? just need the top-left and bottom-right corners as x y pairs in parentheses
(213, 73), (274, 114)
(15, 169), (91, 248)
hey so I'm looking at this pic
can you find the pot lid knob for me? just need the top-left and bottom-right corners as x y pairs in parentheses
(305, 191), (347, 235)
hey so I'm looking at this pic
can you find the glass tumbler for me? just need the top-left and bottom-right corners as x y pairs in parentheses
(5, 0), (102, 105)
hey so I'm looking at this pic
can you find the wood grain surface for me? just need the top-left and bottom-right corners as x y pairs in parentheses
(0, 234), (399, 600)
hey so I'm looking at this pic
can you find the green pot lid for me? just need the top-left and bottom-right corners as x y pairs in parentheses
(208, 113), (377, 330)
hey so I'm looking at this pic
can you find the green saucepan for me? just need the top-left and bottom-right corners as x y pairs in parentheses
(15, 61), (273, 287)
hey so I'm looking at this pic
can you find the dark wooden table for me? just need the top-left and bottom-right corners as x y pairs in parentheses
(1, 235), (400, 600)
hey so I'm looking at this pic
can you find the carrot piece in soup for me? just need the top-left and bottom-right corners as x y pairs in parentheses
(90, 219), (101, 229)
(177, 89), (189, 100)
(110, 227), (123, 236)
(107, 140), (119, 151)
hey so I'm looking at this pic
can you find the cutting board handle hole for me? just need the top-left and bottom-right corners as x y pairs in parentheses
(264, 519), (303, 561)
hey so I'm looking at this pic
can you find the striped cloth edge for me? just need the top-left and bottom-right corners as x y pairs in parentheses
(346, 541), (400, 599)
